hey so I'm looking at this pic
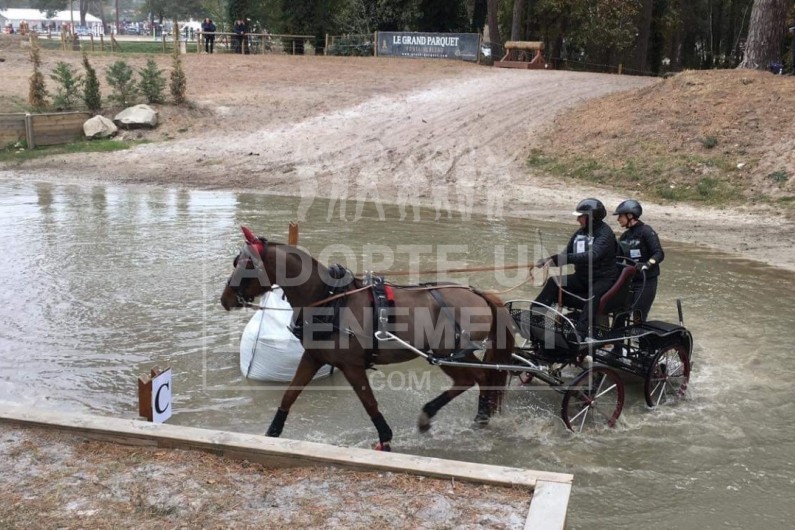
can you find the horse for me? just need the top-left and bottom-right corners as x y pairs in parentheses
(220, 227), (515, 451)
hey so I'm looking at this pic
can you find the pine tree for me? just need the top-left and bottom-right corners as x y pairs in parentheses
(28, 37), (49, 111)
(82, 53), (102, 113)
(50, 61), (84, 110)
(738, 0), (790, 70)
(169, 52), (187, 104)
(105, 60), (139, 107)
(139, 58), (166, 104)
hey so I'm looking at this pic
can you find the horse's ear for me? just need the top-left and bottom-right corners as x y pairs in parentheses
(241, 226), (257, 243)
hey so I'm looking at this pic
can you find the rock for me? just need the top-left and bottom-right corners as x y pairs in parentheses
(114, 104), (158, 129)
(83, 115), (118, 139)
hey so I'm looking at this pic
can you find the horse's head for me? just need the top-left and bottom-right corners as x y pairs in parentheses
(220, 226), (330, 311)
(220, 226), (273, 310)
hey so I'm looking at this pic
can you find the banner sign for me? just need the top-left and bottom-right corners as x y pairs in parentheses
(377, 32), (480, 62)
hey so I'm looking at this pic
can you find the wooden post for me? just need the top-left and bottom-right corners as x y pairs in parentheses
(618, 63), (623, 75)
(373, 31), (378, 57)
(138, 366), (171, 422)
(90, 34), (94, 52)
(24, 113), (35, 149)
(325, 33), (329, 55)
(288, 222), (299, 246)
(292, 39), (296, 55)
(100, 34), (104, 52)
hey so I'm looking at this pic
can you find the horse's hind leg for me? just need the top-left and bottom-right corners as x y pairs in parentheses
(265, 353), (324, 437)
(418, 366), (477, 433)
(338, 365), (393, 451)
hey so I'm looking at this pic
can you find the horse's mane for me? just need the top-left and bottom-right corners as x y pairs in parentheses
(268, 242), (328, 273)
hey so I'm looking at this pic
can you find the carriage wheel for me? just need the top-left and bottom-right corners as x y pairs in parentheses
(561, 366), (624, 432)
(644, 342), (690, 408)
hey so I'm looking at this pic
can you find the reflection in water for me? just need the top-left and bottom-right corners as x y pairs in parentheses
(1, 179), (794, 529)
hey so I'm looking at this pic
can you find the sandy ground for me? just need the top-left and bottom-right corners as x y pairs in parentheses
(2, 41), (794, 271)
(0, 425), (530, 529)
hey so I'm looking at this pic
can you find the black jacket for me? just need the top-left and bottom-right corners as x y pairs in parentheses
(619, 221), (664, 279)
(551, 219), (618, 281)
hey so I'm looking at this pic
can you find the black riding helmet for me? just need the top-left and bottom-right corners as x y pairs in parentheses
(573, 198), (607, 221)
(613, 199), (643, 219)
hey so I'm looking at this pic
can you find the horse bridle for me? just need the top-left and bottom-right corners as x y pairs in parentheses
(228, 237), (271, 307)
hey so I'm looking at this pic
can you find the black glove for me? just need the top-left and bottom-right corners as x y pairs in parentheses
(635, 262), (649, 273)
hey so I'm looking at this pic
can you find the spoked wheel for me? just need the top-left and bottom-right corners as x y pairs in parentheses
(561, 366), (624, 432)
(644, 342), (690, 408)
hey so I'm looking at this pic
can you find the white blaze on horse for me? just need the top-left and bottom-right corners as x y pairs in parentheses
(220, 227), (514, 451)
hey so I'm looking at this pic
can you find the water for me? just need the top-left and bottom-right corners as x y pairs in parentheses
(1, 179), (793, 529)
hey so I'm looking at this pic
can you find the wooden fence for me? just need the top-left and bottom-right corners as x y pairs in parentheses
(0, 111), (92, 149)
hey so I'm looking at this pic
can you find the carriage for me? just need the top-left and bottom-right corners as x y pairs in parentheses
(502, 257), (693, 431)
(222, 228), (694, 448)
(386, 258), (694, 432)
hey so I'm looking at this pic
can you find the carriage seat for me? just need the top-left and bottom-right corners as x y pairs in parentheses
(597, 264), (637, 315)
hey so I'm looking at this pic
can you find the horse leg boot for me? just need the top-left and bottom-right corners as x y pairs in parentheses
(340, 365), (393, 451)
(474, 394), (492, 427)
(266, 353), (324, 437)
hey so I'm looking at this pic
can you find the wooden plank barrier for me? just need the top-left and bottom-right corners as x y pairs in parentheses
(27, 111), (91, 148)
(495, 40), (547, 70)
(0, 113), (27, 147)
(0, 404), (574, 528)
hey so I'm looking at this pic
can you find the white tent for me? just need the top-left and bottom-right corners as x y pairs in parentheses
(0, 9), (103, 35)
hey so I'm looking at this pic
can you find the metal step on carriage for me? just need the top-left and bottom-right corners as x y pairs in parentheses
(504, 258), (693, 432)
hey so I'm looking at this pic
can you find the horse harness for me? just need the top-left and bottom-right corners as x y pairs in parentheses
(291, 265), (484, 366)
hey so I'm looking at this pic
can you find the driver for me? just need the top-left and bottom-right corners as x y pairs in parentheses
(535, 198), (618, 339)
(613, 199), (664, 321)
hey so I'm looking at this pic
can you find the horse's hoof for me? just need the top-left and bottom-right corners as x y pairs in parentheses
(375, 442), (391, 452)
(417, 412), (432, 433)
(473, 415), (490, 428)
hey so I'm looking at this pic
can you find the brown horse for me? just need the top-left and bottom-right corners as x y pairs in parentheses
(220, 227), (514, 451)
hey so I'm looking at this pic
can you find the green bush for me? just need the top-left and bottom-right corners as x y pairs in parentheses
(105, 60), (139, 107)
(82, 53), (102, 112)
(139, 58), (166, 104)
(50, 61), (84, 110)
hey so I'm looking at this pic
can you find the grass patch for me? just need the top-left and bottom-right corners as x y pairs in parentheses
(527, 149), (742, 204)
(700, 135), (718, 149)
(768, 170), (790, 185)
(37, 39), (198, 55)
(0, 139), (138, 164)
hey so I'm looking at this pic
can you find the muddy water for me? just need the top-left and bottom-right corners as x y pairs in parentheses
(1, 180), (793, 529)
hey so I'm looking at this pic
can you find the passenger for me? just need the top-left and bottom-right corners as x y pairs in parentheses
(535, 198), (618, 339)
(201, 18), (216, 54)
(613, 199), (664, 321)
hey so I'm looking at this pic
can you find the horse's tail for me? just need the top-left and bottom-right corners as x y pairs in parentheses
(477, 290), (515, 414)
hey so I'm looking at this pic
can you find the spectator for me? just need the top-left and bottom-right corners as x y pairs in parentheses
(233, 19), (246, 54)
(202, 18), (216, 53)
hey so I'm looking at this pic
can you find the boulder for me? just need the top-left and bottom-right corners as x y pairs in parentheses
(113, 104), (158, 129)
(83, 115), (118, 139)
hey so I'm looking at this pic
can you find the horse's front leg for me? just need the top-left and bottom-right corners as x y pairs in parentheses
(266, 352), (324, 437)
(339, 364), (393, 451)
(419, 366), (477, 432)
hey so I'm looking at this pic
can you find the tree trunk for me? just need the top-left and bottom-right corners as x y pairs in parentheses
(738, 0), (789, 69)
(487, 0), (501, 56)
(510, 0), (524, 41)
(633, 0), (653, 73)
